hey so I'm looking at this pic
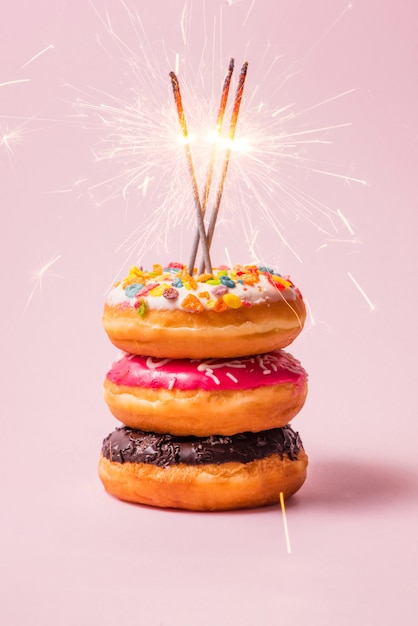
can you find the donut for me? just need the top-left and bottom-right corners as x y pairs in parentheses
(102, 263), (306, 359)
(98, 425), (308, 511)
(104, 350), (308, 436)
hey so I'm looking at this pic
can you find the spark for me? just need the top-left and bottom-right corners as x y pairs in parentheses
(20, 44), (54, 69)
(0, 124), (25, 173)
(0, 126), (22, 153)
(304, 297), (316, 327)
(310, 168), (367, 186)
(243, 0), (256, 26)
(279, 492), (292, 554)
(75, 1), (362, 268)
(347, 271), (375, 311)
(180, 4), (187, 46)
(0, 78), (30, 88)
(0, 111), (60, 172)
(25, 255), (62, 311)
(299, 2), (353, 62)
(275, 89), (357, 121)
(337, 209), (355, 235)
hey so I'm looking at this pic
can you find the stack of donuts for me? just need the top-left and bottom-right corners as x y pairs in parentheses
(99, 262), (309, 510)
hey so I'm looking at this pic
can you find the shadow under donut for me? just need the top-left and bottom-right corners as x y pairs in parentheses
(298, 456), (418, 510)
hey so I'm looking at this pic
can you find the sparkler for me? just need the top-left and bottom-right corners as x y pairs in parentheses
(199, 60), (248, 273)
(170, 56), (248, 274)
(169, 70), (212, 273)
(187, 57), (235, 273)
(74, 1), (365, 271)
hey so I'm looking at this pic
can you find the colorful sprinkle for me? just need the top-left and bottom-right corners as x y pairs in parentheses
(222, 293), (242, 309)
(163, 287), (179, 300)
(220, 275), (236, 288)
(181, 294), (205, 312)
(125, 283), (143, 298)
(214, 297), (228, 312)
(149, 284), (167, 297)
(211, 285), (228, 297)
(137, 282), (159, 296)
(136, 299), (147, 316)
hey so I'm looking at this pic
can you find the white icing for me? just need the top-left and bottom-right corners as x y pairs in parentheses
(105, 272), (299, 311)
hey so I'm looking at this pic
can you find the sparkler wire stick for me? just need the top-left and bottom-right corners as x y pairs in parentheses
(187, 57), (235, 273)
(169, 71), (212, 274)
(199, 61), (248, 274)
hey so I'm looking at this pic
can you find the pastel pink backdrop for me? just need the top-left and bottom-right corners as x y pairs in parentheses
(1, 1), (417, 624)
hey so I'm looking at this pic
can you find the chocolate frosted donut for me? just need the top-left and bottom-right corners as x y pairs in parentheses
(102, 425), (304, 466)
(103, 350), (308, 436)
(98, 426), (308, 511)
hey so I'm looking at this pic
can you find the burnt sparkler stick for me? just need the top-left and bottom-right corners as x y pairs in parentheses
(199, 61), (248, 274)
(169, 71), (212, 274)
(187, 57), (235, 274)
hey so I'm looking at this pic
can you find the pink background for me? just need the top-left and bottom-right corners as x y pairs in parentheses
(1, 1), (417, 624)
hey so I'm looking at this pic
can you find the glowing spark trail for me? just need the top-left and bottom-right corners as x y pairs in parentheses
(0, 78), (30, 88)
(20, 44), (55, 69)
(25, 255), (62, 311)
(279, 491), (292, 554)
(310, 168), (367, 186)
(169, 70), (212, 272)
(347, 272), (375, 311)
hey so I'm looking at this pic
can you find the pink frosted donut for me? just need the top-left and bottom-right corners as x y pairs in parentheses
(103, 350), (308, 436)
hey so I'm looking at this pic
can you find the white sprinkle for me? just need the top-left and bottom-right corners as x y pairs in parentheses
(263, 369), (272, 375)
(168, 377), (176, 390)
(256, 355), (269, 370)
(146, 357), (172, 369)
(205, 368), (220, 385)
(226, 372), (239, 383)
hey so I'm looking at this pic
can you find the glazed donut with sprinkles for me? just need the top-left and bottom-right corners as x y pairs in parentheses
(102, 263), (306, 359)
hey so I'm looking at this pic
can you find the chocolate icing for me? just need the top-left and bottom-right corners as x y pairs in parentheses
(101, 426), (304, 467)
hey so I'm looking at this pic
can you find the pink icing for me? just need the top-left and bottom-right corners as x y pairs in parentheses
(107, 351), (307, 392)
